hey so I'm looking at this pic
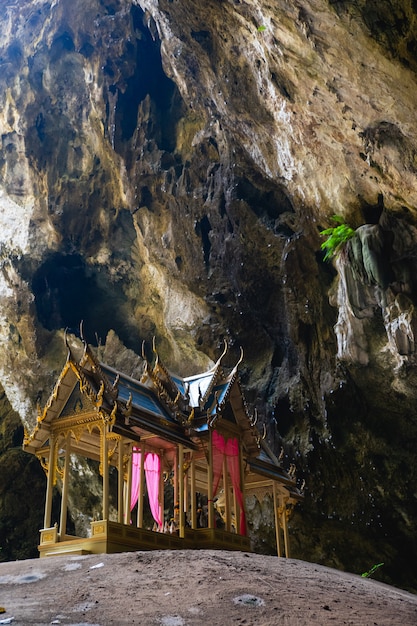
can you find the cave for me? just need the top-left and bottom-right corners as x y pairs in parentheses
(1, 0), (417, 596)
(31, 253), (135, 349)
(113, 5), (185, 154)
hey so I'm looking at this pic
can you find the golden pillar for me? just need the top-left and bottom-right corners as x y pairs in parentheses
(159, 451), (164, 530)
(124, 443), (133, 524)
(223, 456), (231, 532)
(59, 431), (71, 538)
(173, 446), (178, 508)
(118, 437), (124, 524)
(178, 444), (185, 538)
(282, 501), (291, 558)
(233, 488), (238, 534)
(239, 442), (246, 536)
(273, 483), (282, 557)
(190, 452), (197, 530)
(43, 432), (56, 529)
(208, 431), (214, 529)
(102, 425), (109, 521)
(137, 444), (145, 528)
(184, 454), (189, 525)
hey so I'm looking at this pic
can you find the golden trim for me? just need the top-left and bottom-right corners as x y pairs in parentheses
(38, 456), (49, 476)
(106, 432), (121, 461)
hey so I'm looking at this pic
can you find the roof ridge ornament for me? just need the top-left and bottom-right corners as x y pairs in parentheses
(232, 346), (244, 374)
(255, 423), (267, 446)
(152, 336), (158, 365)
(198, 341), (230, 410)
(112, 373), (120, 393)
(80, 320), (89, 365)
(215, 339), (228, 368)
(184, 382), (190, 406)
(148, 337), (184, 410)
(198, 383), (205, 409)
(64, 327), (75, 363)
(67, 327), (119, 407)
(122, 393), (133, 424)
(141, 340), (150, 383)
(288, 463), (297, 478)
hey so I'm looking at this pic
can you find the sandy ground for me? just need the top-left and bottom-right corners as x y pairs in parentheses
(0, 550), (416, 625)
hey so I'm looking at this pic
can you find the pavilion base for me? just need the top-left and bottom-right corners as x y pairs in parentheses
(38, 521), (251, 558)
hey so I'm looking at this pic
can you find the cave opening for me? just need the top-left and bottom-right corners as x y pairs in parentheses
(114, 5), (184, 154)
(195, 215), (212, 268)
(32, 253), (137, 350)
(274, 396), (293, 437)
(235, 177), (295, 227)
(50, 32), (75, 61)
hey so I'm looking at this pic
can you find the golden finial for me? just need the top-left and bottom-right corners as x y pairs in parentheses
(123, 393), (132, 424)
(23, 426), (31, 446)
(96, 380), (105, 408)
(187, 407), (195, 424)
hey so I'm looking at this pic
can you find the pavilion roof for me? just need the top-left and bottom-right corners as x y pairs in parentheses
(23, 334), (303, 501)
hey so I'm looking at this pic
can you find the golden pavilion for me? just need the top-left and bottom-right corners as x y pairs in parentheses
(23, 332), (303, 558)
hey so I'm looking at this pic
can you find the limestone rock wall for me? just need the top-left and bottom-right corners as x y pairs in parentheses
(0, 0), (417, 590)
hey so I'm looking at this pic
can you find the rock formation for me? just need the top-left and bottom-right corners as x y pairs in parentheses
(0, 0), (417, 591)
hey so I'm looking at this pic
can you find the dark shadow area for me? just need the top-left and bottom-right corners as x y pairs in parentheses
(191, 30), (213, 55)
(235, 177), (295, 233)
(329, 0), (417, 73)
(114, 5), (184, 153)
(273, 396), (294, 438)
(195, 215), (212, 268)
(31, 253), (139, 350)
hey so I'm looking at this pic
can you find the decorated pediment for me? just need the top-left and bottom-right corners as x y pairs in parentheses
(59, 384), (95, 418)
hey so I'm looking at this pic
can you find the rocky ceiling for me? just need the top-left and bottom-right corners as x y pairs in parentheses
(0, 0), (417, 591)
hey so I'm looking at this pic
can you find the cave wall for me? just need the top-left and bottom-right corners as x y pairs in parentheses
(0, 0), (417, 591)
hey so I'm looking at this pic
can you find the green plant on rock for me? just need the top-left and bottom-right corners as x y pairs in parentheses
(320, 215), (355, 261)
(361, 562), (384, 578)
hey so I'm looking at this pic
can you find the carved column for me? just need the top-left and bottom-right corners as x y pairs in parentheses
(239, 442), (246, 536)
(233, 487), (238, 534)
(173, 446), (178, 508)
(160, 450), (164, 530)
(43, 432), (56, 529)
(59, 431), (71, 539)
(118, 437), (124, 524)
(184, 453), (189, 527)
(273, 483), (282, 557)
(124, 443), (133, 524)
(190, 452), (197, 530)
(223, 456), (231, 532)
(138, 444), (145, 528)
(102, 424), (109, 521)
(282, 500), (291, 558)
(178, 443), (185, 538)
(208, 431), (214, 529)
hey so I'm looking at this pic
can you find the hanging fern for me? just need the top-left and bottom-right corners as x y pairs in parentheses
(320, 215), (355, 261)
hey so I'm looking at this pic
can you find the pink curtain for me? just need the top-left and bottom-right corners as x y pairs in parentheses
(130, 449), (162, 528)
(144, 452), (162, 527)
(212, 430), (247, 536)
(130, 448), (141, 510)
(225, 437), (246, 536)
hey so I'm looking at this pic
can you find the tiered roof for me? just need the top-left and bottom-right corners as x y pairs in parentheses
(24, 333), (303, 501)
